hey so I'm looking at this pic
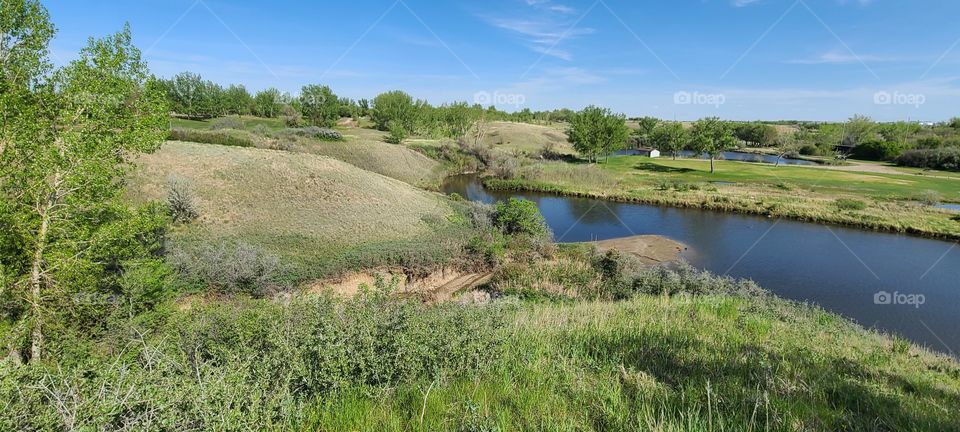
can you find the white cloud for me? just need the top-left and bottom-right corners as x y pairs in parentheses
(481, 1), (590, 60)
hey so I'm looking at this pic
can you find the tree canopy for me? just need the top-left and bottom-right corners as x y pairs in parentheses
(567, 106), (630, 163)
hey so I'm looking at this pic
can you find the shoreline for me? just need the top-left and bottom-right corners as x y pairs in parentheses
(482, 177), (960, 242)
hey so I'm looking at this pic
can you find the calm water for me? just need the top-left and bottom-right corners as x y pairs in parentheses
(938, 204), (960, 212)
(445, 175), (960, 357)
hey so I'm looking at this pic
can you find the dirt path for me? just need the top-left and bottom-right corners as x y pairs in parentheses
(310, 268), (493, 303)
(582, 235), (688, 266)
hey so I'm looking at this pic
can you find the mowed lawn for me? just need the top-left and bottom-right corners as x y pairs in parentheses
(126, 141), (468, 280)
(606, 156), (960, 202)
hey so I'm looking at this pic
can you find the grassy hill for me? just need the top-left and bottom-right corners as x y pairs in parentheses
(479, 121), (575, 155)
(127, 141), (470, 282)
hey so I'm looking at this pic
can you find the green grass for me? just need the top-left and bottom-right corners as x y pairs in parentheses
(605, 156), (960, 199)
(300, 295), (960, 431)
(127, 141), (471, 282)
(169, 115), (286, 131)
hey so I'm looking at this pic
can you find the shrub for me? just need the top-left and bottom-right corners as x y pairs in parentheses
(835, 198), (867, 211)
(167, 179), (199, 223)
(851, 140), (904, 161)
(208, 116), (244, 130)
(490, 155), (519, 179)
(895, 148), (960, 171)
(385, 121), (407, 144)
(493, 198), (549, 238)
(168, 128), (255, 147)
(917, 190), (941, 206)
(169, 241), (284, 296)
(284, 126), (343, 141)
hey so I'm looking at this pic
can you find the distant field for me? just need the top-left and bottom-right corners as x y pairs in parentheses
(127, 141), (469, 281)
(479, 121), (574, 155)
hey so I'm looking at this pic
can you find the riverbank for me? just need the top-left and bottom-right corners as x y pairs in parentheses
(484, 157), (960, 240)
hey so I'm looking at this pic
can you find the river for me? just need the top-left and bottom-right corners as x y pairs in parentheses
(444, 174), (960, 357)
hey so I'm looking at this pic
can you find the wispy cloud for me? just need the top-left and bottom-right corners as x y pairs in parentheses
(786, 49), (908, 65)
(481, 1), (592, 60)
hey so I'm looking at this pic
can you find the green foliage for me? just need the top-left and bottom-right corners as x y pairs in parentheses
(567, 106), (630, 163)
(167, 179), (199, 223)
(169, 241), (284, 297)
(896, 147), (960, 171)
(299, 84), (340, 127)
(844, 114), (878, 147)
(385, 120), (408, 144)
(733, 122), (778, 147)
(161, 71), (224, 120)
(835, 198), (867, 211)
(0, 292), (506, 430)
(372, 90), (416, 131)
(168, 128), (255, 147)
(253, 88), (283, 118)
(851, 140), (904, 161)
(631, 116), (659, 146)
(0, 18), (170, 362)
(0, 0), (55, 88)
(207, 116), (244, 130)
(649, 122), (687, 158)
(493, 198), (549, 237)
(690, 117), (737, 173)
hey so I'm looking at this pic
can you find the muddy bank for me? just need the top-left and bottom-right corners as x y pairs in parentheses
(581, 235), (687, 266)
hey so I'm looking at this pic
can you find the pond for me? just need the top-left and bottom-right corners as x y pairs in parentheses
(445, 174), (960, 357)
(937, 204), (960, 212)
(615, 149), (820, 166)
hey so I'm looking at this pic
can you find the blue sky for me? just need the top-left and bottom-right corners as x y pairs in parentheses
(44, 0), (960, 121)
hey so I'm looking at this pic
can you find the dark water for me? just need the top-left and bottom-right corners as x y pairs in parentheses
(445, 174), (960, 357)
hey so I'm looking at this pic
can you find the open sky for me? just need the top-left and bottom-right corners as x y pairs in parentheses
(44, 0), (960, 121)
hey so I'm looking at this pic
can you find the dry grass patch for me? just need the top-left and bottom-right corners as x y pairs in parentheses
(128, 141), (466, 280)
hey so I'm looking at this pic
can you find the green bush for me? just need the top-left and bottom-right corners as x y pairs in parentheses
(168, 128), (255, 147)
(851, 140), (904, 161)
(835, 198), (867, 211)
(0, 291), (506, 431)
(493, 198), (549, 238)
(208, 116), (244, 130)
(385, 121), (407, 144)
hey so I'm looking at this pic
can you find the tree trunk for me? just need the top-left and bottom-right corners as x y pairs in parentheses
(29, 206), (51, 363)
(710, 157), (715, 173)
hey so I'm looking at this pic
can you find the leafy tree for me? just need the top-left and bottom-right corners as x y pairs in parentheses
(689, 117), (736, 173)
(773, 133), (800, 167)
(493, 198), (549, 237)
(253, 88), (281, 118)
(223, 84), (253, 116)
(650, 122), (687, 159)
(734, 122), (778, 147)
(567, 106), (630, 163)
(0, 18), (169, 362)
(442, 102), (479, 139)
(879, 122), (920, 146)
(371, 90), (415, 131)
(299, 84), (340, 127)
(632, 116), (659, 146)
(844, 114), (878, 148)
(164, 71), (222, 120)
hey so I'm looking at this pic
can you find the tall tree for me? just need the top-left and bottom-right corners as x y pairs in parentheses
(371, 90), (415, 131)
(299, 84), (340, 127)
(0, 20), (168, 362)
(224, 84), (253, 116)
(844, 114), (877, 148)
(633, 116), (659, 147)
(650, 122), (687, 160)
(253, 88), (281, 118)
(690, 117), (736, 173)
(567, 106), (630, 163)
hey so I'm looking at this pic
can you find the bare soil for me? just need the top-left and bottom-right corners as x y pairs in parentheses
(584, 235), (688, 265)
